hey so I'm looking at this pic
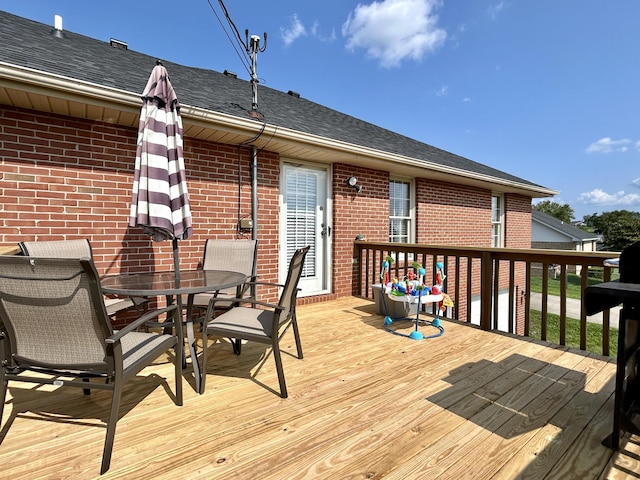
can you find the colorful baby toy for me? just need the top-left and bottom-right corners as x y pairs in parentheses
(380, 257), (453, 340)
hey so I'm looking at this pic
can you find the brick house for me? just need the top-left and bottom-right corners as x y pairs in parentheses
(0, 10), (557, 310)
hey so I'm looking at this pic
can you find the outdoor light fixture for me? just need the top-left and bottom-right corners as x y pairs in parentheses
(345, 176), (362, 193)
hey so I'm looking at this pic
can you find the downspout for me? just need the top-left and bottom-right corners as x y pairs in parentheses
(252, 145), (258, 242)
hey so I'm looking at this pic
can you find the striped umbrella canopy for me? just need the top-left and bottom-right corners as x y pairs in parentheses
(130, 62), (193, 276)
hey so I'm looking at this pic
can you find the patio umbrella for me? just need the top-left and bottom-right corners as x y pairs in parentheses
(129, 61), (193, 279)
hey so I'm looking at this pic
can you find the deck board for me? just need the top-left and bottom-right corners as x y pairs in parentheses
(1, 296), (638, 479)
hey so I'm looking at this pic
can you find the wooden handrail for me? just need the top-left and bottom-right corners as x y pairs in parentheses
(354, 241), (620, 355)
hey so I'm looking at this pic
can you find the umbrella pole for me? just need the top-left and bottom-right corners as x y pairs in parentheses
(172, 238), (180, 282)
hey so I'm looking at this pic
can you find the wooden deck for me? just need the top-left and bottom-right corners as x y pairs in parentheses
(1, 296), (639, 479)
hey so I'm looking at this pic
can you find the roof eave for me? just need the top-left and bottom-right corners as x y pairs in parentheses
(0, 62), (558, 197)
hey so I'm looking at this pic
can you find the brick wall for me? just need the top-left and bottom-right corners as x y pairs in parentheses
(1, 105), (535, 320)
(0, 106), (280, 302)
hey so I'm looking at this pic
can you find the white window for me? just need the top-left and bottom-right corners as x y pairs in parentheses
(491, 193), (504, 247)
(389, 179), (413, 243)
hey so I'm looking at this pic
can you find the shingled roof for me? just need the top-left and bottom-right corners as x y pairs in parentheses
(0, 10), (556, 196)
(532, 210), (600, 242)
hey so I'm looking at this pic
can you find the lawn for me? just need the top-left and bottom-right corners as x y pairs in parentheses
(528, 270), (609, 299)
(529, 270), (619, 357)
(528, 310), (618, 357)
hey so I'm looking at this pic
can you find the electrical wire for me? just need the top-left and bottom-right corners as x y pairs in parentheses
(206, 0), (251, 75)
(216, 0), (249, 52)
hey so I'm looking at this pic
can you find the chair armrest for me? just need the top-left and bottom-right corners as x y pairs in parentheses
(206, 295), (284, 312)
(106, 305), (179, 343)
(243, 280), (285, 289)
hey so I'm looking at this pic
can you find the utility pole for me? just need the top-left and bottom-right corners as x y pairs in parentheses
(249, 34), (260, 112)
(245, 31), (266, 242)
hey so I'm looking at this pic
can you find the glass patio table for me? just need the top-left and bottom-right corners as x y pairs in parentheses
(101, 269), (247, 394)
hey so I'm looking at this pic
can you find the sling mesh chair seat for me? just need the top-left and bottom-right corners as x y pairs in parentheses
(202, 246), (309, 398)
(18, 239), (148, 317)
(0, 256), (183, 474)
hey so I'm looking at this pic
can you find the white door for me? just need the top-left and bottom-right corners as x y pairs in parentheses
(280, 163), (330, 295)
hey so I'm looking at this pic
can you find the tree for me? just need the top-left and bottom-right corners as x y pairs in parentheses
(587, 210), (640, 251)
(533, 200), (574, 223)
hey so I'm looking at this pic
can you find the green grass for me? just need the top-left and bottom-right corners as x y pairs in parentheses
(529, 272), (601, 299)
(528, 309), (618, 357)
(528, 270), (619, 356)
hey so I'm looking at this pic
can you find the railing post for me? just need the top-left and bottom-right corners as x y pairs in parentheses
(480, 251), (493, 331)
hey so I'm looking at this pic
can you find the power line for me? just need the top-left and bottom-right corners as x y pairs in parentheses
(206, 0), (251, 75)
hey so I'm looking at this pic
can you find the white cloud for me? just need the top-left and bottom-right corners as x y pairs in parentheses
(342, 0), (447, 68)
(281, 14), (307, 46)
(585, 137), (632, 154)
(636, 140), (640, 152)
(436, 85), (448, 96)
(281, 15), (336, 46)
(578, 188), (640, 207)
(462, 97), (472, 102)
(488, 1), (506, 19)
(633, 178), (640, 187)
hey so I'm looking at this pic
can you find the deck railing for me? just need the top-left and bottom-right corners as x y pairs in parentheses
(353, 241), (620, 356)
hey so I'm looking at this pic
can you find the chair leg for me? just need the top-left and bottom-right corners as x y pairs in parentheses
(0, 368), (7, 423)
(200, 325), (208, 394)
(272, 342), (288, 399)
(101, 383), (122, 474)
(175, 340), (183, 406)
(82, 377), (91, 395)
(292, 317), (304, 359)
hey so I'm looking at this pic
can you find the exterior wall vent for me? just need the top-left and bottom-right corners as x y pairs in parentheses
(110, 38), (128, 50)
(287, 90), (300, 98)
(223, 70), (237, 78)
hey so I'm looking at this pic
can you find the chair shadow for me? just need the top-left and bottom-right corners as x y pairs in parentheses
(200, 338), (284, 397)
(0, 372), (171, 444)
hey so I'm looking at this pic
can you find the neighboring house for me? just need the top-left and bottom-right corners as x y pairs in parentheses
(0, 11), (557, 313)
(531, 210), (601, 275)
(532, 210), (600, 252)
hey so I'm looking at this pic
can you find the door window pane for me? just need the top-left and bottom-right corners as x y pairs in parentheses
(285, 171), (316, 277)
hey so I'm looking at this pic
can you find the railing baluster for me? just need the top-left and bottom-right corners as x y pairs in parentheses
(559, 264), (567, 346)
(466, 257), (473, 325)
(524, 261), (531, 336)
(508, 260), (515, 334)
(580, 264), (589, 351)
(602, 266), (612, 356)
(541, 262), (549, 341)
(493, 259), (501, 330)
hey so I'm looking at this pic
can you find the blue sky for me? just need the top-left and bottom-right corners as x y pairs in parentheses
(2, 0), (639, 220)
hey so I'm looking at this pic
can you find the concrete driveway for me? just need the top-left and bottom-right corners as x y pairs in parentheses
(529, 292), (621, 329)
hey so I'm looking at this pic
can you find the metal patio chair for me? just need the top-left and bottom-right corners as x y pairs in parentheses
(18, 239), (148, 317)
(0, 256), (183, 474)
(202, 245), (309, 398)
(187, 239), (258, 311)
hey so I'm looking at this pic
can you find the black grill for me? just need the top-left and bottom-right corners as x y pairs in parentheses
(585, 241), (640, 451)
